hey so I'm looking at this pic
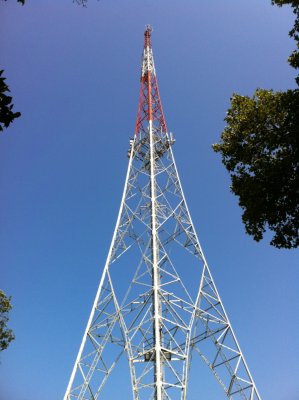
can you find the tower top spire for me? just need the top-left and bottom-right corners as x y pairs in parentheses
(144, 25), (153, 48)
(136, 26), (167, 135)
(141, 25), (155, 78)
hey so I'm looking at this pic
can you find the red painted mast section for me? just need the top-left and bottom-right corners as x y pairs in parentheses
(135, 26), (167, 136)
(145, 28), (153, 122)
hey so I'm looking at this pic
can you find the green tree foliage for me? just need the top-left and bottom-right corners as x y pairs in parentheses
(0, 290), (15, 352)
(0, 0), (96, 135)
(0, 70), (21, 132)
(1, 0), (25, 4)
(73, 0), (88, 6)
(213, 90), (299, 249)
(0, 0), (24, 132)
(213, 1), (299, 249)
(273, 1), (299, 83)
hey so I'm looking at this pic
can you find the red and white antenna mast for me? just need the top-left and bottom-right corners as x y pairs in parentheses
(135, 25), (167, 136)
(64, 26), (262, 400)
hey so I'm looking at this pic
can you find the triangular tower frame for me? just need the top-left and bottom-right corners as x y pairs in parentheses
(64, 26), (262, 400)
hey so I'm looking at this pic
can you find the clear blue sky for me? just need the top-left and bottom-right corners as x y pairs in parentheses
(1, 1), (298, 399)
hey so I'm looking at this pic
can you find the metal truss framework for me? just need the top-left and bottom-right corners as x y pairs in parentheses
(64, 26), (262, 400)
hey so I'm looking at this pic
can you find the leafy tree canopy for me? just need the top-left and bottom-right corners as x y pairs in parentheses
(0, 290), (15, 352)
(213, 89), (299, 249)
(273, 1), (299, 82)
(73, 0), (88, 6)
(1, 0), (25, 4)
(213, 1), (299, 249)
(0, 70), (21, 132)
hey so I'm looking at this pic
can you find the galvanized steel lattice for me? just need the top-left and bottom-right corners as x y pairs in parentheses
(64, 26), (262, 400)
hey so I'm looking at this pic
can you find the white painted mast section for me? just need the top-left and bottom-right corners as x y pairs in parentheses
(144, 38), (163, 400)
(150, 118), (163, 400)
(141, 43), (156, 79)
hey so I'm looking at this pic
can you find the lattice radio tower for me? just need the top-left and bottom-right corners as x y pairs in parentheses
(64, 26), (262, 400)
